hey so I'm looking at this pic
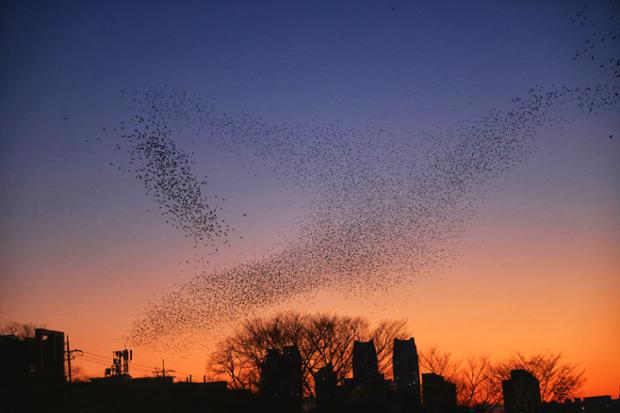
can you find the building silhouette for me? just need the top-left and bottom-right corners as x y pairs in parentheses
(352, 340), (381, 384)
(0, 328), (65, 387)
(544, 396), (620, 413)
(283, 345), (303, 400)
(314, 363), (338, 411)
(393, 337), (422, 412)
(3, 327), (620, 413)
(260, 345), (302, 404)
(503, 369), (542, 413)
(422, 372), (457, 413)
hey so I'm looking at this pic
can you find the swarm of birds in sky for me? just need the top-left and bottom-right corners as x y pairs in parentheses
(81, 1), (620, 349)
(571, 0), (620, 77)
(108, 90), (232, 247)
(121, 83), (619, 349)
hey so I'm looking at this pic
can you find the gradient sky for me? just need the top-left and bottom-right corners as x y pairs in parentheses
(1, 0), (619, 396)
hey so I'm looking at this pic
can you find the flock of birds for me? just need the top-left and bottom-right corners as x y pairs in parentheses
(83, 2), (620, 350)
(110, 90), (231, 246)
(122, 84), (619, 350)
(571, 1), (620, 78)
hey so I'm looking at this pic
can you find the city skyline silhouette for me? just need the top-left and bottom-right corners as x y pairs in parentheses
(1, 320), (618, 412)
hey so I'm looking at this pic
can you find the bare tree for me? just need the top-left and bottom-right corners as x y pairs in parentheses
(71, 365), (89, 382)
(419, 345), (462, 381)
(458, 355), (501, 410)
(0, 321), (45, 339)
(492, 351), (585, 402)
(209, 335), (259, 391)
(419, 348), (583, 410)
(372, 319), (408, 379)
(207, 312), (408, 396)
(210, 318), (584, 406)
(419, 345), (464, 406)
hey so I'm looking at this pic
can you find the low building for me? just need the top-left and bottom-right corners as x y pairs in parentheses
(503, 369), (541, 413)
(422, 372), (457, 413)
(0, 328), (65, 387)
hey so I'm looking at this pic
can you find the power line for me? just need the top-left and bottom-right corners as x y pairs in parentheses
(78, 357), (110, 367)
(81, 351), (191, 375)
(70, 338), (197, 378)
(80, 349), (158, 370)
(71, 338), (168, 366)
(82, 351), (109, 361)
(79, 356), (150, 371)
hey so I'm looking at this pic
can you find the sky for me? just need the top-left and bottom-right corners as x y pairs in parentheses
(1, 0), (619, 397)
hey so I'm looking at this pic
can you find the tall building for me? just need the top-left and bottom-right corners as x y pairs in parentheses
(502, 369), (541, 413)
(422, 373), (457, 413)
(282, 345), (302, 399)
(260, 345), (302, 403)
(352, 340), (380, 384)
(393, 337), (422, 411)
(34, 329), (66, 384)
(350, 340), (389, 407)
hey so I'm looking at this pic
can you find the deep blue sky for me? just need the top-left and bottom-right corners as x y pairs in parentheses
(1, 0), (610, 123)
(2, 0), (616, 247)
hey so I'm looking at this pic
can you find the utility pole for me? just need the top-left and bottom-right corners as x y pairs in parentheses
(66, 336), (72, 383)
(65, 336), (82, 383)
(154, 360), (174, 378)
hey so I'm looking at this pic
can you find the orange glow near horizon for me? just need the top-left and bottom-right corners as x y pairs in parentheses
(1, 111), (618, 400)
(4, 190), (618, 398)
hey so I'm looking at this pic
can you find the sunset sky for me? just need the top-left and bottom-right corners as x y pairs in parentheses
(1, 0), (619, 397)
